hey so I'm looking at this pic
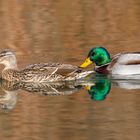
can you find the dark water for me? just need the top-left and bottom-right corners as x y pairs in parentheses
(0, 0), (139, 140)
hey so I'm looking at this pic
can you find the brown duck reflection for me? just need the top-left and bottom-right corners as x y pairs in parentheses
(0, 76), (139, 110)
(0, 80), (84, 110)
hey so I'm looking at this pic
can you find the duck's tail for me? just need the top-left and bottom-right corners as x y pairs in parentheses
(76, 70), (94, 79)
(66, 70), (94, 81)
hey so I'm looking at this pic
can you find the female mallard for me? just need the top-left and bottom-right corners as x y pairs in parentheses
(80, 46), (140, 75)
(0, 49), (93, 82)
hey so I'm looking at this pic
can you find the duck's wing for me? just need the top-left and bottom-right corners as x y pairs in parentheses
(22, 63), (79, 77)
(109, 52), (140, 65)
(19, 63), (92, 82)
(108, 53), (140, 75)
(114, 53), (140, 65)
(26, 63), (77, 69)
(111, 53), (122, 60)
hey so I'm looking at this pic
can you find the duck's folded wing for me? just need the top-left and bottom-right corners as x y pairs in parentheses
(116, 53), (140, 65)
(22, 63), (79, 76)
(109, 53), (140, 75)
(26, 63), (77, 69)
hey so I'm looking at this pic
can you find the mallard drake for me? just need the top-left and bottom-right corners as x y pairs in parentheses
(80, 46), (140, 75)
(0, 50), (93, 82)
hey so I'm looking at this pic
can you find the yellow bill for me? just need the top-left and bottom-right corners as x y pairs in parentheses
(86, 85), (91, 90)
(80, 57), (93, 68)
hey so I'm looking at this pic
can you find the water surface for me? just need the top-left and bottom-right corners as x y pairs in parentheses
(0, 1), (139, 140)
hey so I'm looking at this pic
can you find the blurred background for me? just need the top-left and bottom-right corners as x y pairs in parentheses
(0, 1), (140, 140)
(0, 0), (139, 67)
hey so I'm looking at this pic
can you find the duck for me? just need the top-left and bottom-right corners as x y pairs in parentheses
(0, 49), (93, 82)
(80, 46), (140, 75)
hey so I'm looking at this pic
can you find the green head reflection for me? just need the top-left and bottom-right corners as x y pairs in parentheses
(87, 79), (111, 101)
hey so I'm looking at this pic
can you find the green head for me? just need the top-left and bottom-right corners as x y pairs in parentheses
(80, 46), (111, 67)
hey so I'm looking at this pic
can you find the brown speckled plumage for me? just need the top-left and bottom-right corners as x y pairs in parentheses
(0, 50), (93, 82)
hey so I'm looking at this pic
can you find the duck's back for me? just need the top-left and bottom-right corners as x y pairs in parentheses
(110, 53), (140, 75)
(20, 63), (79, 82)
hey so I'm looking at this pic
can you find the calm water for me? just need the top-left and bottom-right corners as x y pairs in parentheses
(0, 0), (140, 140)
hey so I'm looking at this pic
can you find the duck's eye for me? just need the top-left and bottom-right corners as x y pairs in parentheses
(91, 52), (95, 56)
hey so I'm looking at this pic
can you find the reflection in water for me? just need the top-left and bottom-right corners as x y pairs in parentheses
(0, 90), (17, 110)
(112, 80), (140, 89)
(0, 81), (19, 110)
(0, 80), (83, 110)
(0, 74), (140, 110)
(87, 78), (111, 101)
(82, 73), (140, 101)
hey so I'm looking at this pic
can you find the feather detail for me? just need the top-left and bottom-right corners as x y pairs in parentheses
(1, 63), (93, 82)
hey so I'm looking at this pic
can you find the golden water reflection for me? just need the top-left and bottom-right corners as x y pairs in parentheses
(0, 76), (140, 140)
(0, 76), (139, 110)
(0, 0), (139, 140)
